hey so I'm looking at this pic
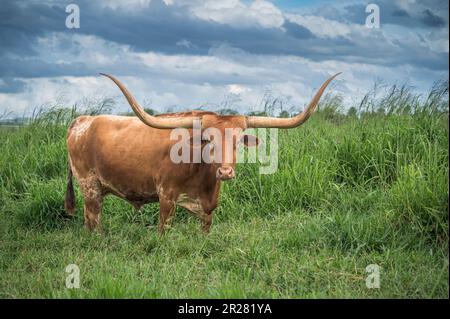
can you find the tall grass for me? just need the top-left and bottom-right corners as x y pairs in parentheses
(0, 81), (448, 298)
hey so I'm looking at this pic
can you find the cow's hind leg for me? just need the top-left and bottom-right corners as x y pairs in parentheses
(84, 196), (103, 232)
(79, 174), (103, 232)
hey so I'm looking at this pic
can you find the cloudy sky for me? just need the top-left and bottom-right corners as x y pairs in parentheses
(0, 0), (448, 116)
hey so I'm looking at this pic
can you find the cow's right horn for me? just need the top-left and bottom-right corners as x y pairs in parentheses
(246, 73), (341, 128)
(100, 73), (195, 129)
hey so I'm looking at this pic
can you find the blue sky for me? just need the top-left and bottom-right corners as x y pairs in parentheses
(0, 0), (448, 116)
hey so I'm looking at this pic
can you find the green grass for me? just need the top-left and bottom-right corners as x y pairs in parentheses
(0, 82), (448, 298)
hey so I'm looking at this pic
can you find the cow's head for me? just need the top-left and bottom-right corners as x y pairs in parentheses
(190, 114), (260, 180)
(100, 73), (340, 181)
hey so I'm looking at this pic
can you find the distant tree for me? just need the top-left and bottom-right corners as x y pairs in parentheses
(347, 107), (358, 117)
(279, 110), (290, 118)
(121, 107), (157, 117)
(246, 110), (267, 116)
(144, 108), (157, 115)
(217, 108), (239, 115)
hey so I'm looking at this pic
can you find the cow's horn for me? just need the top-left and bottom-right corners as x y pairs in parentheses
(246, 73), (341, 128)
(100, 73), (196, 129)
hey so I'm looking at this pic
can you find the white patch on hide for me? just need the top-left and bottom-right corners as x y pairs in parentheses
(71, 118), (93, 141)
(176, 193), (205, 218)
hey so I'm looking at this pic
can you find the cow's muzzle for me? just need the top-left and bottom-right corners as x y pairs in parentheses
(216, 166), (235, 181)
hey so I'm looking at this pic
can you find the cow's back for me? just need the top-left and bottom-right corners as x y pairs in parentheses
(67, 115), (172, 204)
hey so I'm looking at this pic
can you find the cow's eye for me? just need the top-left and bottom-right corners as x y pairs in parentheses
(187, 135), (210, 147)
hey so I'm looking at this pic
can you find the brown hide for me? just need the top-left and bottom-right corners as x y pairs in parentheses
(66, 111), (247, 233)
(66, 73), (339, 233)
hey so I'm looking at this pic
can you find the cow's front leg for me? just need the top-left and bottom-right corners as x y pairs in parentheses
(158, 198), (176, 234)
(78, 174), (103, 232)
(201, 212), (213, 234)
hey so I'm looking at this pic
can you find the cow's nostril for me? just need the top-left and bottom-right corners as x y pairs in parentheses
(217, 167), (235, 180)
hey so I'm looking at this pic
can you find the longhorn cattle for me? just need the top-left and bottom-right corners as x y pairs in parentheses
(65, 73), (340, 233)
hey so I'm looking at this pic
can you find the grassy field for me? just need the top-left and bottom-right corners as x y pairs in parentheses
(0, 82), (448, 298)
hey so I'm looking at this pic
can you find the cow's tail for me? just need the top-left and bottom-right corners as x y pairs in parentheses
(65, 163), (76, 215)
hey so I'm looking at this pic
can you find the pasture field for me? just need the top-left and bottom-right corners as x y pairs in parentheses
(0, 83), (448, 298)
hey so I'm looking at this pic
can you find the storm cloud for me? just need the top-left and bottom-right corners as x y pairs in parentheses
(0, 0), (448, 115)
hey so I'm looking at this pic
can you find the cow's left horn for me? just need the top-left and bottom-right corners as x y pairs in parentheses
(100, 73), (195, 129)
(246, 73), (341, 128)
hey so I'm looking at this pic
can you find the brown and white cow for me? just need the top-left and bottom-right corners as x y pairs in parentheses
(65, 73), (340, 233)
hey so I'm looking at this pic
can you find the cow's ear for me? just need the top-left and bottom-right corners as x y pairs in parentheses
(240, 134), (260, 148)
